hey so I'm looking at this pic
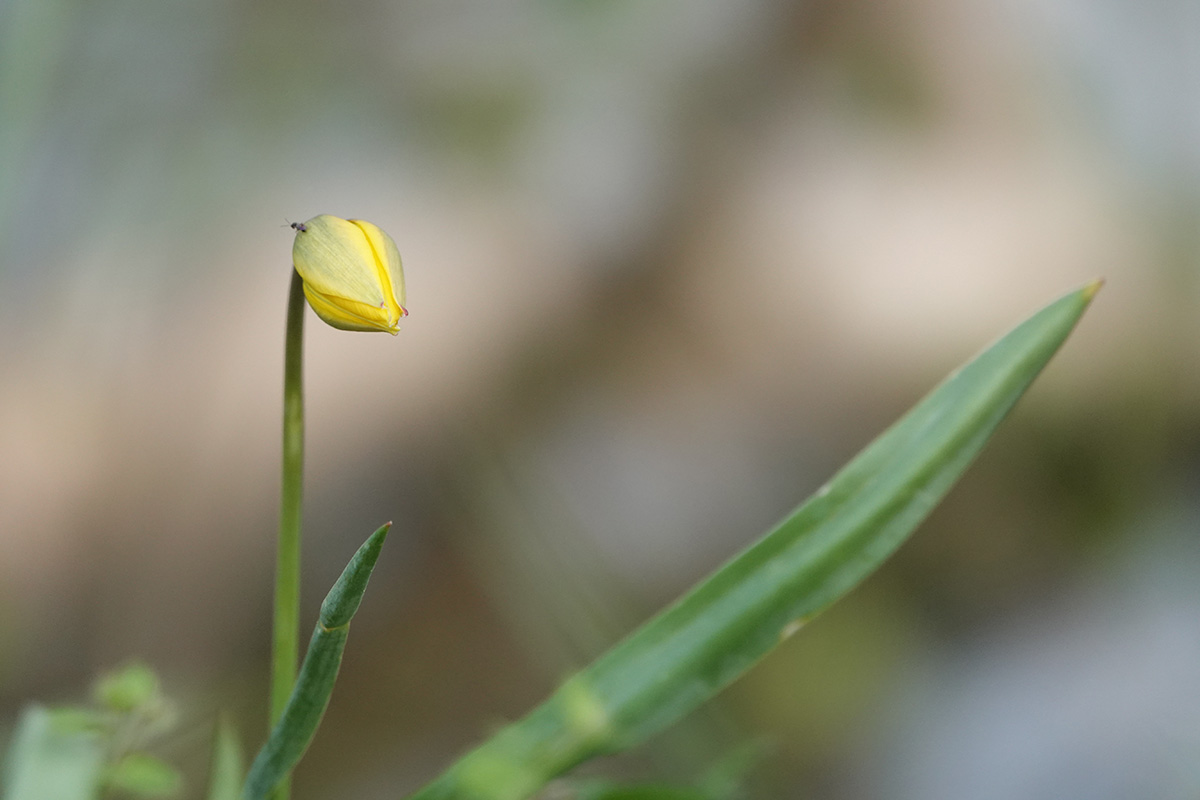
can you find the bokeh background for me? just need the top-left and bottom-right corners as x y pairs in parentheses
(1, 0), (1199, 797)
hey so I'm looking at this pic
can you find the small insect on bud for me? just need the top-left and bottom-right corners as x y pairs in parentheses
(290, 215), (407, 334)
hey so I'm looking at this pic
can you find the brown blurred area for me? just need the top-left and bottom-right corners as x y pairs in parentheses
(1, 0), (1198, 797)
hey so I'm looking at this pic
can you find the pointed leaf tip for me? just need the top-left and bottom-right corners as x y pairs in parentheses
(1081, 279), (1104, 302)
(318, 523), (391, 629)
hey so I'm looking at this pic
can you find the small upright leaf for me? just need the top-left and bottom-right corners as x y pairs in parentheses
(2, 705), (105, 800)
(242, 523), (391, 800)
(206, 715), (244, 800)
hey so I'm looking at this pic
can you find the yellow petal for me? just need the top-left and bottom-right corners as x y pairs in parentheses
(348, 218), (406, 318)
(293, 215), (382, 305)
(302, 284), (400, 334)
(291, 214), (406, 334)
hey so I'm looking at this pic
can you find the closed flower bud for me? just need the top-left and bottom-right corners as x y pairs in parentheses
(291, 215), (408, 334)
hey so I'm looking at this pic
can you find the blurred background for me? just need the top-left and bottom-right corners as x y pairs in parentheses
(1, 0), (1198, 797)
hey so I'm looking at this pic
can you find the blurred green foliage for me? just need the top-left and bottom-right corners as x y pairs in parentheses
(2, 663), (182, 800)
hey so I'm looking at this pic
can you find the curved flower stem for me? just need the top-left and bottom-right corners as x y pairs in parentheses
(270, 269), (306, 800)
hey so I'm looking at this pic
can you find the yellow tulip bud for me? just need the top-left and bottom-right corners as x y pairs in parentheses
(291, 215), (408, 334)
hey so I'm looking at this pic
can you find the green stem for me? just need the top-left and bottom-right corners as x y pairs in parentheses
(270, 270), (305, 800)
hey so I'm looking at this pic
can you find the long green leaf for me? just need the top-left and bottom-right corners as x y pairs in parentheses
(407, 283), (1099, 800)
(2, 706), (105, 800)
(242, 523), (390, 800)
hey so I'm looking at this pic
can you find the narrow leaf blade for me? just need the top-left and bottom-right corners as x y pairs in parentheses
(207, 715), (244, 800)
(242, 523), (390, 800)
(408, 283), (1099, 800)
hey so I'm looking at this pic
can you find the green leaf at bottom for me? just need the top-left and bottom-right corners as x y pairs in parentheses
(242, 523), (390, 800)
(2, 706), (105, 800)
(407, 282), (1100, 800)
